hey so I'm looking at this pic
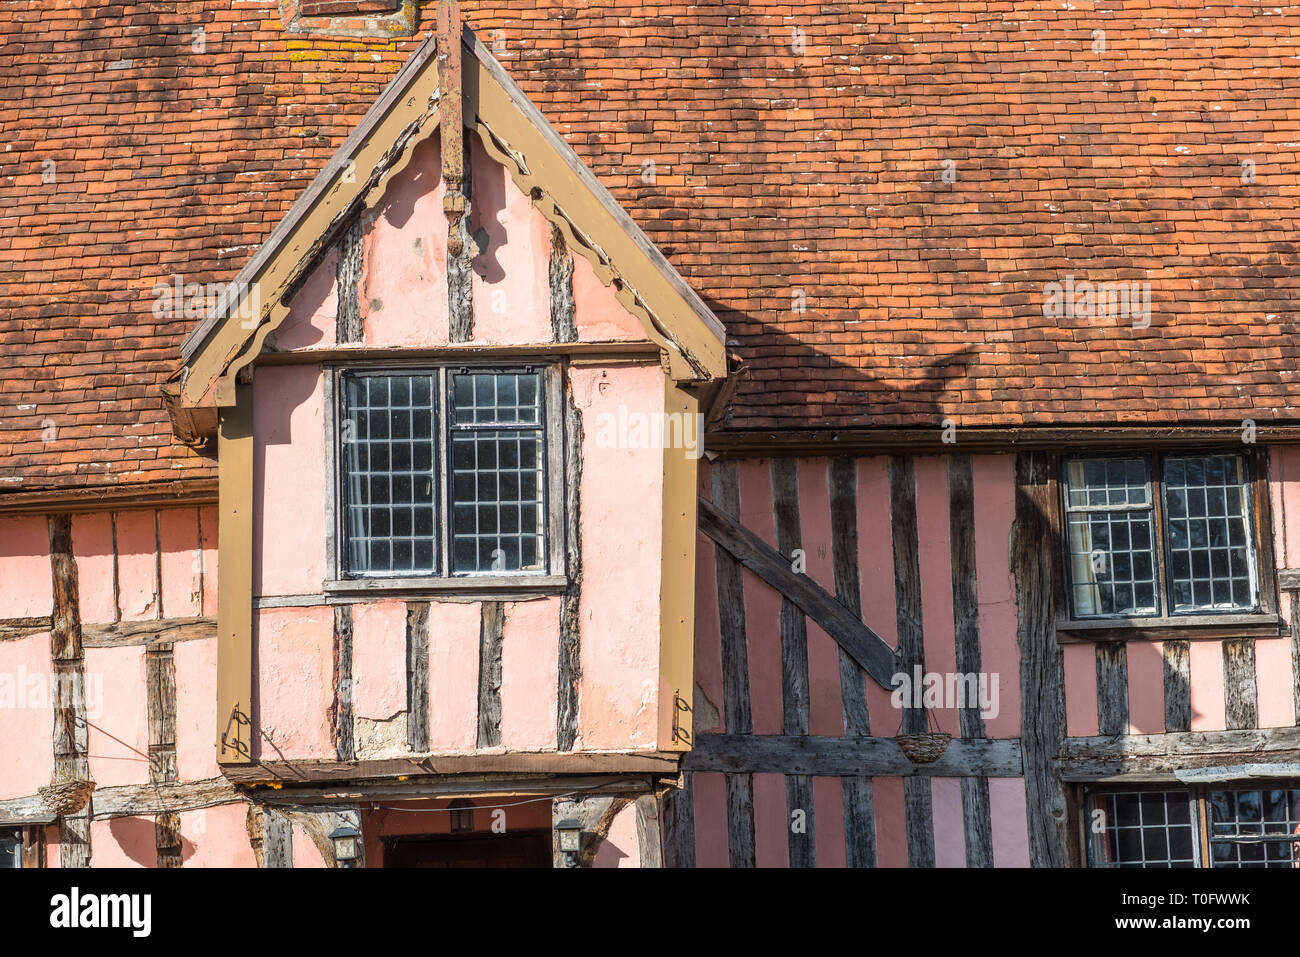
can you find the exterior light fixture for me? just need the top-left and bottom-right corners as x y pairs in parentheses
(556, 818), (582, 868)
(449, 799), (475, 834)
(330, 824), (360, 868)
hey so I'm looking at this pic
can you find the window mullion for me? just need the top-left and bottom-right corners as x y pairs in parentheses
(437, 367), (450, 579)
(1153, 452), (1170, 618)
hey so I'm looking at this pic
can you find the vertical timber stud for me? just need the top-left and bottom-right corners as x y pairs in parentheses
(477, 601), (504, 748)
(712, 460), (754, 866)
(49, 514), (90, 867)
(890, 456), (935, 868)
(948, 454), (994, 868)
(549, 223), (577, 343)
(660, 776), (696, 868)
(406, 602), (430, 752)
(772, 458), (814, 867)
(332, 605), (355, 761)
(1011, 451), (1073, 867)
(659, 380), (699, 752)
(1163, 640), (1192, 733)
(336, 218), (364, 344)
(557, 370), (582, 751)
(1095, 644), (1129, 737)
(146, 643), (182, 867)
(1223, 638), (1258, 731)
(216, 382), (254, 764)
(830, 456), (876, 868)
(439, 0), (473, 343)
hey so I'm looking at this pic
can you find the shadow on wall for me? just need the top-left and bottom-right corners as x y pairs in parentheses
(108, 815), (197, 866)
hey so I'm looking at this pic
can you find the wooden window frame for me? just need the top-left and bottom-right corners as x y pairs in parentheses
(323, 361), (568, 597)
(1058, 447), (1279, 639)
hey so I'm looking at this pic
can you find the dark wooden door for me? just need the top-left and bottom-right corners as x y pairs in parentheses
(383, 830), (552, 867)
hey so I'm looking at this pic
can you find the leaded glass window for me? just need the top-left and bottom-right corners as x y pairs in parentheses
(1063, 452), (1258, 619)
(338, 368), (550, 579)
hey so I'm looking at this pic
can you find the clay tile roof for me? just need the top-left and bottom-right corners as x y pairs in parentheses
(5, 1), (1300, 493)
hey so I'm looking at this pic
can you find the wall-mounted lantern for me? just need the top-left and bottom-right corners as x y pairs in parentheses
(330, 824), (360, 868)
(556, 818), (582, 868)
(449, 799), (475, 834)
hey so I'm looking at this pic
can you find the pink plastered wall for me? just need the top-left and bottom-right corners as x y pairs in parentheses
(426, 600), (481, 752)
(175, 636), (220, 781)
(0, 515), (52, 618)
(253, 364), (327, 598)
(352, 600), (407, 723)
(252, 606), (334, 760)
(499, 595), (560, 749)
(0, 632), (54, 800)
(85, 644), (150, 788)
(592, 801), (639, 868)
(570, 364), (664, 749)
(273, 129), (649, 352)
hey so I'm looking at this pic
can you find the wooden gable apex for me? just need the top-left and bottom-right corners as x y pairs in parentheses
(177, 13), (728, 410)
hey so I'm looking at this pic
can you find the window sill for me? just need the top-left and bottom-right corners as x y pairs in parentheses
(324, 575), (568, 600)
(1057, 612), (1283, 643)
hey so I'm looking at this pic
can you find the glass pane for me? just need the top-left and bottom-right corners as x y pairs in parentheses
(342, 374), (438, 576)
(1090, 790), (1197, 868)
(1065, 457), (1158, 617)
(1209, 787), (1300, 868)
(1163, 455), (1254, 612)
(448, 371), (547, 574)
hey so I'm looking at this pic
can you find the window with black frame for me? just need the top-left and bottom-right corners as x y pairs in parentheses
(1063, 452), (1259, 619)
(1087, 783), (1300, 868)
(339, 367), (549, 579)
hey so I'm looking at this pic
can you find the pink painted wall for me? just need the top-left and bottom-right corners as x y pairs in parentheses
(180, 803), (258, 868)
(272, 128), (651, 353)
(85, 644), (150, 788)
(691, 772), (728, 867)
(971, 455), (1020, 739)
(0, 515), (52, 618)
(736, 459), (783, 736)
(0, 632), (54, 800)
(351, 600), (407, 722)
(796, 458), (845, 737)
(252, 606), (334, 760)
(931, 776), (965, 868)
(175, 636), (220, 782)
(253, 363), (327, 598)
(72, 512), (115, 624)
(468, 136), (553, 345)
(362, 135), (450, 347)
(276, 247), (338, 351)
(988, 777), (1031, 867)
(571, 364), (664, 749)
(499, 596), (560, 749)
(89, 817), (153, 868)
(1063, 642), (1100, 738)
(426, 600), (481, 752)
(592, 801), (639, 868)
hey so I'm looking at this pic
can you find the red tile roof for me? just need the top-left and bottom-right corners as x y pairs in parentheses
(5, 1), (1300, 493)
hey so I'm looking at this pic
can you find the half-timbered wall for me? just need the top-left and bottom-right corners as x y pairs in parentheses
(672, 448), (1300, 867)
(676, 454), (1030, 867)
(243, 124), (678, 761)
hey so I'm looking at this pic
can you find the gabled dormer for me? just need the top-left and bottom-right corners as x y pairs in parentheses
(175, 3), (727, 788)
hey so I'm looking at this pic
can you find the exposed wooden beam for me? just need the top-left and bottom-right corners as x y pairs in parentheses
(682, 734), (1024, 777)
(697, 497), (898, 690)
(706, 425), (1300, 457)
(1010, 451), (1074, 867)
(222, 751), (681, 785)
(0, 478), (217, 516)
(0, 777), (242, 824)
